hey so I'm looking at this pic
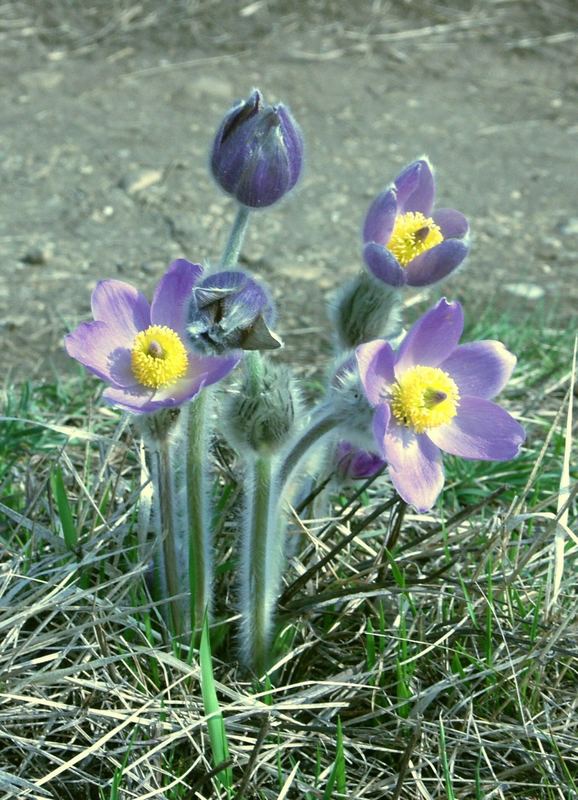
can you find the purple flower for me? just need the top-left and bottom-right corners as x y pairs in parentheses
(356, 298), (525, 512)
(211, 88), (304, 208)
(187, 269), (281, 353)
(335, 441), (385, 482)
(65, 260), (240, 413)
(362, 158), (469, 287)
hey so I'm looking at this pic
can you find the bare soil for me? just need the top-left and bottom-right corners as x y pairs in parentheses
(1, 0), (577, 382)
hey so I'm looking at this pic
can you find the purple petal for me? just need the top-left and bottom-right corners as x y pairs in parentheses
(395, 298), (464, 375)
(102, 384), (158, 413)
(356, 340), (396, 406)
(433, 208), (469, 239)
(363, 242), (406, 287)
(372, 403), (391, 455)
(335, 441), (386, 481)
(427, 396), (525, 461)
(405, 239), (469, 287)
(151, 259), (203, 339)
(362, 188), (397, 245)
(91, 280), (150, 342)
(383, 422), (445, 512)
(440, 341), (516, 399)
(394, 158), (435, 216)
(276, 104), (304, 188)
(65, 321), (135, 387)
(154, 353), (240, 404)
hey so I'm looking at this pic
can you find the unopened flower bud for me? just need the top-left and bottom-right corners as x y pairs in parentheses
(227, 360), (301, 455)
(331, 271), (402, 350)
(188, 270), (282, 355)
(211, 88), (304, 208)
(334, 441), (385, 482)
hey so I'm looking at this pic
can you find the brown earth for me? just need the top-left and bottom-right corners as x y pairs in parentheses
(1, 0), (577, 383)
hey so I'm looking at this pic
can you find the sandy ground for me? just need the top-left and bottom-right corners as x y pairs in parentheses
(1, 1), (577, 382)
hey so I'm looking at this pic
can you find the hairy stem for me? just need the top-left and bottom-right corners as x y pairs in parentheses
(185, 390), (213, 636)
(278, 410), (340, 488)
(221, 204), (251, 267)
(158, 437), (185, 637)
(240, 454), (276, 673)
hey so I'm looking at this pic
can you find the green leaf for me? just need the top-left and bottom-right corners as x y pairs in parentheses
(51, 466), (78, 550)
(323, 717), (346, 798)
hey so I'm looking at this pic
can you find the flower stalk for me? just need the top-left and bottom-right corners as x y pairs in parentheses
(240, 453), (276, 674)
(184, 390), (213, 635)
(221, 205), (251, 267)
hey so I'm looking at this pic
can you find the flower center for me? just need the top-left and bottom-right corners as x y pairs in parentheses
(390, 366), (459, 433)
(387, 211), (443, 266)
(131, 325), (188, 389)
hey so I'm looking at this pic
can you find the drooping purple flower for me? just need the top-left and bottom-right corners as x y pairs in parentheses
(362, 158), (470, 288)
(356, 298), (525, 512)
(187, 269), (281, 353)
(335, 441), (386, 482)
(211, 88), (304, 208)
(65, 260), (240, 414)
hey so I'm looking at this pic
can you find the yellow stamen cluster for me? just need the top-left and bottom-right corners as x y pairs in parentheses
(387, 211), (443, 266)
(391, 365), (459, 433)
(131, 325), (188, 389)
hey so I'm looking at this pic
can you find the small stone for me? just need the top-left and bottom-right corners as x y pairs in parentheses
(559, 218), (578, 236)
(504, 282), (544, 300)
(22, 244), (53, 265)
(119, 169), (163, 195)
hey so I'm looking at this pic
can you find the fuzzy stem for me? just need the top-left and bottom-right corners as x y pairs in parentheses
(221, 205), (251, 267)
(185, 389), (213, 635)
(158, 437), (184, 637)
(278, 411), (340, 488)
(241, 454), (275, 674)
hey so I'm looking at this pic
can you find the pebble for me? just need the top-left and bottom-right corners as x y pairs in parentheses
(21, 244), (53, 265)
(559, 218), (578, 236)
(119, 169), (163, 195)
(504, 282), (544, 300)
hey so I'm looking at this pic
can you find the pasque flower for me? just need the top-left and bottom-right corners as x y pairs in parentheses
(187, 269), (281, 353)
(65, 260), (239, 413)
(363, 158), (469, 287)
(356, 298), (525, 511)
(211, 88), (304, 208)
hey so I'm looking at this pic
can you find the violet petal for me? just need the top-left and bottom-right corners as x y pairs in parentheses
(427, 396), (526, 461)
(356, 340), (396, 406)
(440, 341), (516, 399)
(405, 239), (469, 287)
(363, 242), (406, 287)
(395, 298), (463, 375)
(433, 207), (469, 239)
(362, 188), (397, 245)
(91, 280), (150, 342)
(394, 159), (435, 216)
(151, 259), (203, 339)
(383, 422), (445, 512)
(65, 321), (134, 387)
(372, 403), (391, 456)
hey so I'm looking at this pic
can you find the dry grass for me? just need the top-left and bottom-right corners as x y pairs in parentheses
(0, 318), (576, 798)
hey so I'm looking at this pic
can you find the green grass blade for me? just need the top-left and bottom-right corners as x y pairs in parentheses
(323, 717), (346, 799)
(199, 613), (233, 792)
(51, 466), (78, 550)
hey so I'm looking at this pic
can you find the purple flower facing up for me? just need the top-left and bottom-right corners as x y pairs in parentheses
(356, 298), (525, 512)
(211, 88), (304, 208)
(65, 260), (240, 413)
(335, 441), (385, 482)
(362, 158), (470, 288)
(187, 269), (281, 353)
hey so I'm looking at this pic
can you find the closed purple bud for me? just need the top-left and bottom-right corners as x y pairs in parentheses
(211, 88), (304, 208)
(335, 441), (386, 482)
(187, 269), (282, 354)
